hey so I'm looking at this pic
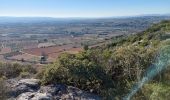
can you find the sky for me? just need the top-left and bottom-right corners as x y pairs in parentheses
(0, 0), (170, 18)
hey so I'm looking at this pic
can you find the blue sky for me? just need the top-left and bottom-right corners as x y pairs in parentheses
(0, 0), (170, 17)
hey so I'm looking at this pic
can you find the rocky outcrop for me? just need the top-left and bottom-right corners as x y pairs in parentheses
(6, 78), (40, 97)
(6, 79), (101, 100)
(17, 92), (51, 100)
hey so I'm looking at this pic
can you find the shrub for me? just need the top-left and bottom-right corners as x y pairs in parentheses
(41, 53), (113, 94)
(19, 72), (30, 78)
(39, 45), (157, 99)
(39, 20), (170, 99)
(0, 78), (8, 100)
(0, 63), (36, 79)
(133, 83), (170, 100)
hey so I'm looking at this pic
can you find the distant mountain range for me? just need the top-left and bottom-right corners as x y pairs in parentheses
(0, 14), (170, 23)
(0, 17), (74, 23)
(0, 14), (170, 35)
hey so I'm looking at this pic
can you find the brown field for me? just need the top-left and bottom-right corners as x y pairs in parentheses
(7, 52), (55, 63)
(48, 47), (83, 58)
(8, 53), (38, 61)
(65, 47), (83, 54)
(0, 47), (11, 54)
(23, 44), (83, 59)
(0, 55), (6, 62)
(23, 45), (72, 56)
(1, 41), (102, 64)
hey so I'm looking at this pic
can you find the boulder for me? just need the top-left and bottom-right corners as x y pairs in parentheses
(38, 84), (67, 96)
(17, 92), (52, 100)
(6, 79), (101, 100)
(7, 79), (40, 97)
(18, 79), (40, 88)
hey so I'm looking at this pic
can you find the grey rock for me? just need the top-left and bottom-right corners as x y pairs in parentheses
(17, 92), (52, 100)
(18, 79), (40, 88)
(6, 79), (101, 100)
(38, 84), (67, 96)
(7, 79), (40, 97)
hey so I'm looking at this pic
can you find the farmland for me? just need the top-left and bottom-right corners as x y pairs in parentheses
(0, 32), (104, 65)
(23, 44), (83, 61)
(1, 16), (170, 65)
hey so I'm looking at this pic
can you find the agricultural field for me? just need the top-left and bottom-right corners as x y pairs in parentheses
(23, 44), (73, 55)
(0, 28), (114, 65)
(0, 47), (11, 54)
(22, 44), (83, 61)
(1, 16), (170, 65)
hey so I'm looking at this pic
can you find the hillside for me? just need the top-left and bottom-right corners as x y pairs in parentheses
(38, 20), (170, 99)
(1, 20), (170, 100)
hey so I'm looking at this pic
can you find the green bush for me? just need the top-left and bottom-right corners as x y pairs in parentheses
(41, 53), (113, 94)
(19, 72), (30, 78)
(0, 63), (36, 79)
(0, 78), (8, 100)
(133, 83), (170, 100)
(39, 44), (157, 99)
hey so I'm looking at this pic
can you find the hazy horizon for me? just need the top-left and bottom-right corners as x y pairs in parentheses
(0, 13), (170, 19)
(0, 0), (170, 18)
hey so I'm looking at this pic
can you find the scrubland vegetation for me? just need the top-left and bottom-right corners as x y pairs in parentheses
(1, 20), (170, 99)
(36, 20), (170, 99)
(0, 63), (36, 100)
(0, 63), (36, 79)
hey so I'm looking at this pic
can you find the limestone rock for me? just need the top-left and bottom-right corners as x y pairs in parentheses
(6, 79), (101, 100)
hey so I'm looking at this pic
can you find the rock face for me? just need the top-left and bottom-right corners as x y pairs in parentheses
(6, 79), (101, 100)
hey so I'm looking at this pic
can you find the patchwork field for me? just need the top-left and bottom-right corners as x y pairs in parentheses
(0, 47), (11, 54)
(22, 44), (83, 61)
